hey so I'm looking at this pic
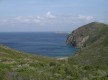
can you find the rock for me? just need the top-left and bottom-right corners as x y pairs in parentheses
(66, 30), (89, 48)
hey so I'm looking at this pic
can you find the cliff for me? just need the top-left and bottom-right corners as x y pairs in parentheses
(66, 22), (108, 48)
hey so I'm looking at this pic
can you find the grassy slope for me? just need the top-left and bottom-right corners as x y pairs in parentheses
(0, 45), (61, 80)
(0, 22), (108, 80)
(0, 45), (75, 80)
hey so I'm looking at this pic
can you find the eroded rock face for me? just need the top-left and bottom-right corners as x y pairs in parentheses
(66, 30), (89, 48)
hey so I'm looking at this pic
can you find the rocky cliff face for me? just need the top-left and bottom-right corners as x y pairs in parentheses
(66, 22), (107, 48)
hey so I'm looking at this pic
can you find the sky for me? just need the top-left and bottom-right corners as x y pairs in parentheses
(0, 0), (108, 32)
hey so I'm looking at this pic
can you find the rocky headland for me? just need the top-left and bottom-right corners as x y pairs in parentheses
(66, 22), (108, 48)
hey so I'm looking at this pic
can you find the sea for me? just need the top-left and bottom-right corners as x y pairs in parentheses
(0, 32), (78, 57)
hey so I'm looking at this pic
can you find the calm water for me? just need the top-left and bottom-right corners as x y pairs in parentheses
(0, 32), (77, 57)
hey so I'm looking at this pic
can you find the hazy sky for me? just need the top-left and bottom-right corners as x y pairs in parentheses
(0, 0), (108, 32)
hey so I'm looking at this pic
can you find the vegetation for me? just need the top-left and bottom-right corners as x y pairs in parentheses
(69, 22), (108, 80)
(0, 22), (108, 80)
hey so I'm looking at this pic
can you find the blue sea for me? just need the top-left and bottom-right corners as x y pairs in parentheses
(0, 32), (77, 57)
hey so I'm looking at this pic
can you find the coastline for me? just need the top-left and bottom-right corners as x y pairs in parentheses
(56, 57), (68, 60)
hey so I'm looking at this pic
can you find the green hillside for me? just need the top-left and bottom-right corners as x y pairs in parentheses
(0, 45), (57, 80)
(68, 22), (108, 66)
(68, 22), (108, 80)
(0, 45), (77, 80)
(0, 22), (108, 80)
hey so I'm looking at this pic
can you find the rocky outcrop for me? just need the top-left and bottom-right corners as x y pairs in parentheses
(66, 29), (89, 48)
(66, 22), (107, 48)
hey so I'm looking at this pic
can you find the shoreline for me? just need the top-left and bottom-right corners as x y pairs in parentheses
(56, 57), (68, 60)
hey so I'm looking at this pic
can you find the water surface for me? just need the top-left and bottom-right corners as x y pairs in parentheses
(0, 32), (77, 57)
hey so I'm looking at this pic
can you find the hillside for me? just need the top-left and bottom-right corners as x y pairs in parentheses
(0, 22), (108, 80)
(66, 22), (108, 48)
(67, 22), (108, 65)
(0, 45), (58, 80)
(67, 22), (108, 79)
(0, 45), (80, 80)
